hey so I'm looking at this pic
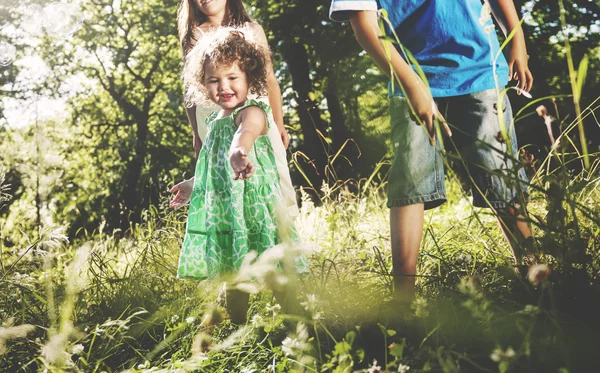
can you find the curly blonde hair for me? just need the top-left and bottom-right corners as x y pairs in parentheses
(183, 27), (269, 107)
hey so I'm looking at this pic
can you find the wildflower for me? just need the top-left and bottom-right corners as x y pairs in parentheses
(71, 344), (84, 355)
(368, 359), (382, 373)
(281, 337), (300, 356)
(300, 293), (318, 312)
(185, 317), (196, 324)
(490, 346), (516, 362)
(398, 364), (410, 373)
(281, 322), (311, 358)
(521, 304), (541, 315)
(170, 315), (179, 324)
(251, 314), (263, 327)
(536, 105), (557, 146)
(527, 264), (551, 286)
(520, 148), (535, 168)
(266, 303), (281, 316)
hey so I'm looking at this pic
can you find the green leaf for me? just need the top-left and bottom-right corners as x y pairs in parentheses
(345, 330), (356, 346)
(574, 54), (589, 103)
(389, 343), (405, 358)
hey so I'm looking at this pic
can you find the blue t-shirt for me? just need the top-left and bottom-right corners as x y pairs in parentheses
(329, 0), (509, 97)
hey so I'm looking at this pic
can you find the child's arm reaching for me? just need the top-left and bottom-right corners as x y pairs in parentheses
(169, 178), (194, 208)
(348, 11), (452, 146)
(488, 0), (533, 93)
(229, 106), (269, 180)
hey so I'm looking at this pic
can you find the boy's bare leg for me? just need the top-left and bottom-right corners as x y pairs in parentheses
(390, 203), (425, 301)
(496, 205), (533, 264)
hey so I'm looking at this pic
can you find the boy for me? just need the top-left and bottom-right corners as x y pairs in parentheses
(329, 0), (534, 299)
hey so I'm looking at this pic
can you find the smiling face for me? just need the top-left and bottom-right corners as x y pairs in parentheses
(194, 0), (227, 17)
(204, 60), (249, 114)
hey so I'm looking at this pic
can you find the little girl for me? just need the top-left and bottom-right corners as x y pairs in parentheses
(175, 0), (299, 217)
(171, 30), (308, 323)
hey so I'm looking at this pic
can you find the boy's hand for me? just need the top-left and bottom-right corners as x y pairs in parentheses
(230, 147), (256, 180)
(405, 78), (452, 147)
(169, 178), (194, 208)
(507, 41), (533, 93)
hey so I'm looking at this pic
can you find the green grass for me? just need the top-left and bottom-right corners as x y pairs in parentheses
(1, 156), (600, 372)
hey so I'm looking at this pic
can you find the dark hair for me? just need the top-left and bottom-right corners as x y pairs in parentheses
(199, 31), (268, 97)
(177, 0), (252, 55)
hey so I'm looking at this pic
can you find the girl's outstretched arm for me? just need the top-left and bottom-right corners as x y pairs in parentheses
(249, 22), (290, 149)
(348, 10), (451, 146)
(488, 0), (533, 93)
(229, 106), (269, 180)
(169, 178), (194, 208)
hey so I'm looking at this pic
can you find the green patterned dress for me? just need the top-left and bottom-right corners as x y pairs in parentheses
(177, 100), (307, 279)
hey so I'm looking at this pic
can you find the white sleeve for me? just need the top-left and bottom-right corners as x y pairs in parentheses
(329, 0), (378, 22)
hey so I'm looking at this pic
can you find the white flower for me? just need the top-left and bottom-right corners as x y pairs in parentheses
(281, 322), (311, 358)
(490, 348), (502, 362)
(505, 347), (516, 358)
(170, 315), (179, 324)
(398, 364), (410, 373)
(490, 346), (517, 362)
(251, 314), (263, 327)
(185, 317), (196, 324)
(71, 344), (84, 355)
(300, 294), (318, 312)
(266, 303), (281, 316)
(368, 359), (382, 372)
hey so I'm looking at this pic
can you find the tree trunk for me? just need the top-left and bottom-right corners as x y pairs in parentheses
(325, 76), (360, 179)
(119, 115), (148, 230)
(281, 41), (328, 192)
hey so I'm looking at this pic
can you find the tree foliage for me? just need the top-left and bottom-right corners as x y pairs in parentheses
(0, 0), (598, 238)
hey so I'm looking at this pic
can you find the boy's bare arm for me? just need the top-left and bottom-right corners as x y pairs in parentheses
(489, 0), (533, 92)
(348, 10), (451, 145)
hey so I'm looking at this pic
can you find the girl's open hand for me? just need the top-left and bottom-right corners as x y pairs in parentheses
(169, 178), (194, 208)
(230, 147), (255, 180)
